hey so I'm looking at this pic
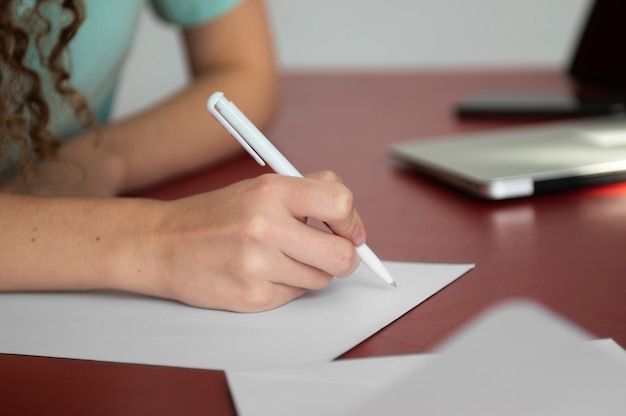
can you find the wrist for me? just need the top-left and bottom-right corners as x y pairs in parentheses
(104, 198), (172, 298)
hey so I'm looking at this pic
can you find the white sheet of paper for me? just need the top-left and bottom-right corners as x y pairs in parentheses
(355, 301), (626, 415)
(0, 261), (473, 371)
(227, 354), (435, 416)
(226, 339), (626, 416)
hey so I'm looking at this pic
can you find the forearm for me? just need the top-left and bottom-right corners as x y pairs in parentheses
(0, 172), (364, 312)
(102, 0), (280, 193)
(1, 64), (279, 197)
(101, 64), (279, 194)
(0, 193), (163, 294)
(1, 0), (279, 197)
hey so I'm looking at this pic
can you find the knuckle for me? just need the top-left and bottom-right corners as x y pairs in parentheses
(239, 285), (276, 312)
(330, 185), (354, 219)
(219, 224), (273, 312)
(317, 170), (342, 183)
(240, 214), (273, 243)
(229, 259), (276, 312)
(231, 251), (263, 280)
(306, 270), (334, 290)
(251, 173), (284, 197)
(332, 242), (359, 277)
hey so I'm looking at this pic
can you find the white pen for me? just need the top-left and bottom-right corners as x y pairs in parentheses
(207, 91), (396, 288)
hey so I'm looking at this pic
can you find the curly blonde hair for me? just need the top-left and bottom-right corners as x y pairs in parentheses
(0, 0), (93, 176)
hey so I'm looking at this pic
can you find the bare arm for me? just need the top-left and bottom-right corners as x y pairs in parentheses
(108, 0), (279, 192)
(2, 0), (278, 196)
(0, 173), (365, 312)
(0, 1), (369, 312)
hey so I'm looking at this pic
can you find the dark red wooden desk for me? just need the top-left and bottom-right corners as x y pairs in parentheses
(2, 71), (625, 415)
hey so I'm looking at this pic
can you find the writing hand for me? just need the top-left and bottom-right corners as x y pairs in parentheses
(130, 172), (363, 312)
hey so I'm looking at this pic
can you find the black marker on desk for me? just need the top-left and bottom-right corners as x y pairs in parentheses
(207, 91), (396, 288)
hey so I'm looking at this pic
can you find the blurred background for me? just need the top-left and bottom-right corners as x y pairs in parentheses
(111, 0), (591, 119)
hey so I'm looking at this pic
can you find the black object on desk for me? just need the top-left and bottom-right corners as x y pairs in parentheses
(456, 0), (626, 117)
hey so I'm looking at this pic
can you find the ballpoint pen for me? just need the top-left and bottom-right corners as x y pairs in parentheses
(207, 91), (396, 288)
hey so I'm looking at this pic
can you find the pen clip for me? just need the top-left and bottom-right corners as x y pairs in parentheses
(206, 92), (266, 167)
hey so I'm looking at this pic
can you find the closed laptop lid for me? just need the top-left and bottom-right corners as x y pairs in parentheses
(391, 117), (626, 199)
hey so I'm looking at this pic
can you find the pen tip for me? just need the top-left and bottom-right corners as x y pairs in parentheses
(390, 281), (397, 288)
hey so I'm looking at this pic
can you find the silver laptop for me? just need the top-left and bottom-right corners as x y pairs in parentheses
(390, 116), (626, 199)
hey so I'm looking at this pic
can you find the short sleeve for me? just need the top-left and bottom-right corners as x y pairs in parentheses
(149, 0), (242, 27)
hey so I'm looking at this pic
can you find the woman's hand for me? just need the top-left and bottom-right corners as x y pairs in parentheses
(127, 172), (364, 312)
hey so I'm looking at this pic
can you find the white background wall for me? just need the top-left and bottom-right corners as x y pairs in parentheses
(112, 0), (591, 118)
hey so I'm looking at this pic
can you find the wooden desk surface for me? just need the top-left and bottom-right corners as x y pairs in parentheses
(2, 70), (625, 415)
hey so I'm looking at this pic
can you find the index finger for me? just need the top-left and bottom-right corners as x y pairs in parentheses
(288, 173), (367, 246)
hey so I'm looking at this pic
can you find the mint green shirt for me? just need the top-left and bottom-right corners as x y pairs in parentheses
(57, 0), (241, 137)
(2, 0), (240, 177)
